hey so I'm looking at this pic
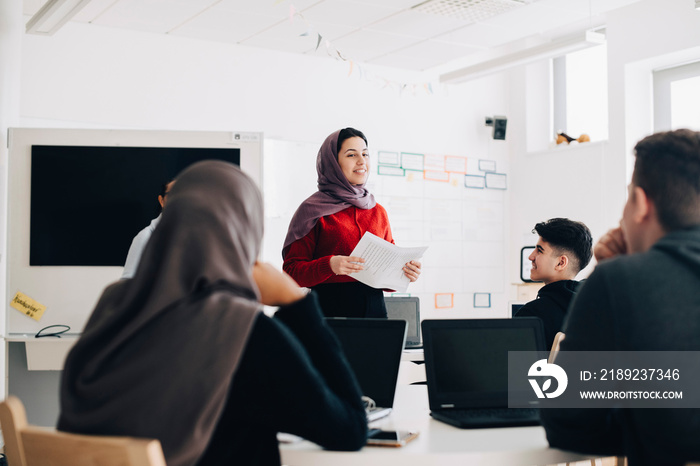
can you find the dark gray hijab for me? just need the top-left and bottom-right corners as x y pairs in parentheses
(59, 160), (263, 466)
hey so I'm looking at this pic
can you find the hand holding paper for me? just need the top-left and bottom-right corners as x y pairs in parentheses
(349, 232), (428, 293)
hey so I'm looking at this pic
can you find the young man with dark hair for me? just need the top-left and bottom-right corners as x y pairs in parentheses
(540, 129), (700, 466)
(515, 218), (593, 349)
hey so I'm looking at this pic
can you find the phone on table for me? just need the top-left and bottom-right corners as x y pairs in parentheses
(366, 429), (419, 447)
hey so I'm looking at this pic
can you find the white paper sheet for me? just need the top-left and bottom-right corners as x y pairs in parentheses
(349, 232), (428, 293)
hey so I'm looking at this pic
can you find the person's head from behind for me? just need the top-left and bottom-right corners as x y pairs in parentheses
(336, 128), (369, 186)
(158, 179), (176, 210)
(529, 218), (593, 285)
(623, 129), (700, 253)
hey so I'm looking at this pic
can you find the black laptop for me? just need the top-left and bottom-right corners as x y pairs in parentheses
(384, 296), (421, 348)
(326, 318), (407, 422)
(422, 317), (545, 428)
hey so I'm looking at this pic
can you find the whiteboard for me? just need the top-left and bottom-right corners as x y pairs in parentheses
(6, 128), (263, 335)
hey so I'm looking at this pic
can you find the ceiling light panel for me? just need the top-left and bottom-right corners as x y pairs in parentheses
(412, 0), (533, 24)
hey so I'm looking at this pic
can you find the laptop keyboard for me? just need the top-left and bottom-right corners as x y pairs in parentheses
(447, 407), (539, 419)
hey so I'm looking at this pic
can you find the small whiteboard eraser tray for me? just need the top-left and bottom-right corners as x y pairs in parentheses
(24, 338), (78, 371)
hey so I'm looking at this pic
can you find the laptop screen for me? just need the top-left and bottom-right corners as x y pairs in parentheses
(326, 318), (407, 408)
(422, 318), (545, 409)
(510, 302), (525, 317)
(384, 297), (420, 346)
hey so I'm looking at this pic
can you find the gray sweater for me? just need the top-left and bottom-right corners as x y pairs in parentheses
(540, 226), (700, 466)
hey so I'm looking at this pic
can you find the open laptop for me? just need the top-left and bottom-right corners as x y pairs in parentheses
(384, 297), (421, 348)
(326, 318), (407, 422)
(422, 317), (545, 428)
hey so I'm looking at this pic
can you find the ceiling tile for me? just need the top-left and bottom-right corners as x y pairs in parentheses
(349, 0), (425, 9)
(218, 0), (320, 17)
(367, 10), (469, 39)
(24, 0), (647, 73)
(481, 3), (588, 33)
(435, 22), (526, 48)
(537, 0), (643, 16)
(87, 0), (216, 33)
(305, 22), (359, 42)
(300, 0), (402, 29)
(240, 17), (321, 54)
(171, 9), (282, 44)
(331, 29), (423, 61)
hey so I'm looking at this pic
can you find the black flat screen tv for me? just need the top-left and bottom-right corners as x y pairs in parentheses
(30, 145), (240, 266)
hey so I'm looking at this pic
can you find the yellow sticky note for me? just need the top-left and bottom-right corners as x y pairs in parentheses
(10, 291), (47, 321)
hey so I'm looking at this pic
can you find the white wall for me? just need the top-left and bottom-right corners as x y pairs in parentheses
(20, 22), (504, 155)
(507, 0), (700, 291)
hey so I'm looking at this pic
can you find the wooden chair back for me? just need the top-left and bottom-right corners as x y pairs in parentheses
(0, 396), (166, 466)
(548, 331), (566, 363)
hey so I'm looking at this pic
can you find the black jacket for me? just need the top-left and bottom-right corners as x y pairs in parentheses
(196, 292), (368, 465)
(515, 280), (579, 350)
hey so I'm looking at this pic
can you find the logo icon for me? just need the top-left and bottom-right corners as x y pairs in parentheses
(528, 359), (568, 399)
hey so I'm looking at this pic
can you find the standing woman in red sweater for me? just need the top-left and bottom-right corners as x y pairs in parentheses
(282, 128), (421, 318)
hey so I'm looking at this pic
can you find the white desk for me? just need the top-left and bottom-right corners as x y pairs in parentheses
(280, 385), (592, 466)
(400, 349), (423, 362)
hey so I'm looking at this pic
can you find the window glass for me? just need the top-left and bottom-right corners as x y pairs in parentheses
(653, 60), (700, 132)
(552, 44), (608, 144)
(564, 44), (608, 142)
(670, 75), (700, 131)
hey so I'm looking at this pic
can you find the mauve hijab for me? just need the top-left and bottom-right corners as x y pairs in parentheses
(59, 161), (263, 466)
(282, 129), (376, 255)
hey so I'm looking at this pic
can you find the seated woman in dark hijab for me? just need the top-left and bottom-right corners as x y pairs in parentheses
(58, 160), (368, 466)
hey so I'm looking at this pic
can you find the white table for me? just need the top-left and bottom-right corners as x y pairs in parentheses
(280, 385), (592, 466)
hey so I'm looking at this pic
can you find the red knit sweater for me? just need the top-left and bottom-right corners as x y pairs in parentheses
(283, 204), (394, 288)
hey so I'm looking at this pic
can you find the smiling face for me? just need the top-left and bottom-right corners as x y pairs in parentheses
(337, 136), (369, 185)
(529, 237), (562, 285)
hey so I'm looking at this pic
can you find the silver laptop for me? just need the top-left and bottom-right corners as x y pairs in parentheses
(326, 318), (407, 422)
(384, 296), (421, 348)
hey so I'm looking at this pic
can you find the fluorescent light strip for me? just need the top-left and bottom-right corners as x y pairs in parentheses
(440, 31), (604, 84)
(26, 0), (92, 36)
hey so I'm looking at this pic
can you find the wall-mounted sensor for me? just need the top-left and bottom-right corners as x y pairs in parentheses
(485, 115), (507, 140)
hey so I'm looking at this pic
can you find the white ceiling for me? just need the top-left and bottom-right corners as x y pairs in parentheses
(23, 0), (643, 72)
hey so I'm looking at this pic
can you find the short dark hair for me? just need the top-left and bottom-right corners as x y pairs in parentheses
(159, 179), (174, 199)
(156, 178), (175, 213)
(533, 218), (593, 273)
(632, 129), (700, 231)
(337, 127), (368, 154)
